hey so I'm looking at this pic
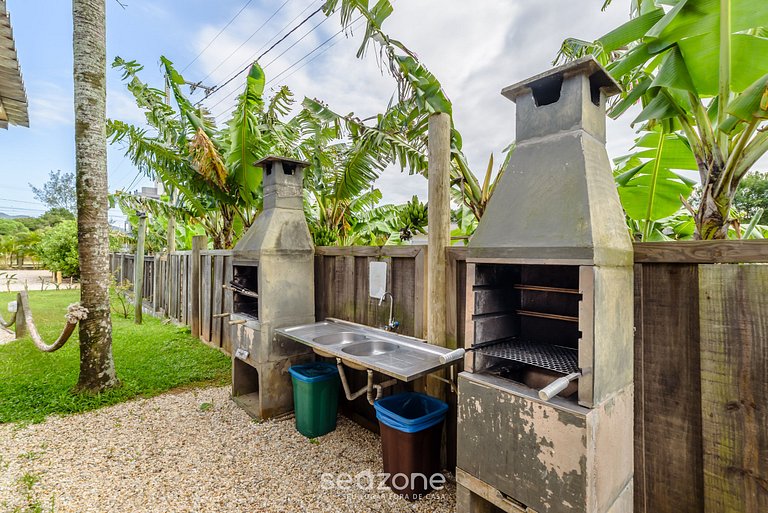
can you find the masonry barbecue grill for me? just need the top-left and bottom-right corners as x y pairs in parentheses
(229, 156), (315, 419)
(455, 58), (634, 513)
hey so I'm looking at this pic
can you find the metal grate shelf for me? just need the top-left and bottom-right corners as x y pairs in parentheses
(475, 338), (578, 375)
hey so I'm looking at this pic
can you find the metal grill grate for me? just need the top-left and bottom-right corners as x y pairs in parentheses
(476, 339), (578, 374)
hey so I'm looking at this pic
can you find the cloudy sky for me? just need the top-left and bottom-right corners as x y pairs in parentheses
(1, 0), (638, 223)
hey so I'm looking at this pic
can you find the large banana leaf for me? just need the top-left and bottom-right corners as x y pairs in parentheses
(615, 131), (697, 222)
(227, 63), (266, 206)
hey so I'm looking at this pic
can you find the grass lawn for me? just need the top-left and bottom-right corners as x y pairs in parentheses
(0, 290), (231, 424)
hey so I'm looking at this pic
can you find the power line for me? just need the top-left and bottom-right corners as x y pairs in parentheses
(203, 2), (326, 103)
(123, 170), (144, 193)
(0, 197), (46, 205)
(181, 0), (256, 73)
(197, 0), (296, 86)
(265, 15), (363, 87)
(207, 13), (334, 115)
(0, 205), (48, 213)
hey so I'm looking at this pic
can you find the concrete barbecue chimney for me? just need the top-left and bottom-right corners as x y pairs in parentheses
(469, 57), (631, 266)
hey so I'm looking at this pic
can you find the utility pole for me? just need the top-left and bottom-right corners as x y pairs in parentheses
(133, 211), (147, 324)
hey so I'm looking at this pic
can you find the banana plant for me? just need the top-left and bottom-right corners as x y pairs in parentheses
(321, 0), (512, 224)
(558, 0), (768, 239)
(109, 58), (303, 248)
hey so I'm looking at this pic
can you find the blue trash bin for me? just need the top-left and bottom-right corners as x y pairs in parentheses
(374, 392), (448, 500)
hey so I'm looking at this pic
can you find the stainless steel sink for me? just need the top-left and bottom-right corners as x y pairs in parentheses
(342, 340), (399, 357)
(313, 332), (368, 346)
(276, 319), (458, 382)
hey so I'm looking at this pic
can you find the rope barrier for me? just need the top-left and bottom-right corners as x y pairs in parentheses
(1, 291), (87, 352)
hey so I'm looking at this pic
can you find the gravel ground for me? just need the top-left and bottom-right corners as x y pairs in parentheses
(0, 386), (456, 513)
(0, 327), (12, 345)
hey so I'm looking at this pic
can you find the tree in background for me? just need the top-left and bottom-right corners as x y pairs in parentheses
(17, 207), (75, 232)
(30, 170), (77, 214)
(73, 0), (118, 393)
(733, 171), (768, 221)
(36, 220), (79, 277)
(558, 0), (768, 240)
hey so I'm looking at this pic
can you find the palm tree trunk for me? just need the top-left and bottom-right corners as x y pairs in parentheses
(73, 0), (118, 392)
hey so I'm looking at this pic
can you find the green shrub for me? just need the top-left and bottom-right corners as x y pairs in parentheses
(36, 221), (79, 276)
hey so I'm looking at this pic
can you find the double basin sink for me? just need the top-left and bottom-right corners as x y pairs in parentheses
(275, 319), (456, 382)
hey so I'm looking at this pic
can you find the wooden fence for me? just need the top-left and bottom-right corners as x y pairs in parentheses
(112, 240), (768, 512)
(631, 242), (768, 513)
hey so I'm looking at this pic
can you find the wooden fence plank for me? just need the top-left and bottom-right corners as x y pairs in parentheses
(391, 256), (416, 336)
(315, 245), (425, 257)
(634, 263), (704, 513)
(186, 255), (192, 323)
(353, 256), (369, 325)
(201, 255), (212, 343)
(169, 255), (178, 321)
(334, 255), (355, 322)
(414, 247), (427, 339)
(222, 255), (233, 354)
(180, 255), (188, 325)
(699, 264), (768, 513)
(314, 255), (326, 322)
(211, 255), (224, 347)
(633, 241), (768, 264)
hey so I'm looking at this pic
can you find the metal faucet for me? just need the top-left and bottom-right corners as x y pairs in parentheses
(378, 292), (399, 331)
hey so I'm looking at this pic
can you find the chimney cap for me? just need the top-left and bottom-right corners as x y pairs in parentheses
(254, 155), (310, 168)
(501, 56), (621, 103)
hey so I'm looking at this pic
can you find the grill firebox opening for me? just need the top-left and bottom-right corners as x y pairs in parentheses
(232, 265), (259, 319)
(471, 263), (582, 401)
(232, 358), (259, 410)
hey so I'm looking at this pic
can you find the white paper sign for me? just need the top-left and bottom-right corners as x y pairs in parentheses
(368, 261), (388, 300)
(7, 301), (17, 313)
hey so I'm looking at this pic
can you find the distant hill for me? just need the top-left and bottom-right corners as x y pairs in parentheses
(0, 212), (26, 219)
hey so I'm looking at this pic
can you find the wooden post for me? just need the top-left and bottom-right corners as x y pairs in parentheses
(426, 112), (451, 400)
(167, 189), (177, 254)
(133, 212), (147, 324)
(14, 292), (27, 339)
(190, 235), (206, 338)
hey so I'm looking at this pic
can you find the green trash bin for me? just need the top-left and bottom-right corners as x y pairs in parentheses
(288, 362), (340, 437)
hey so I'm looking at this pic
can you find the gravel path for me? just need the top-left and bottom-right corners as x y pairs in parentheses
(0, 386), (456, 513)
(0, 269), (79, 292)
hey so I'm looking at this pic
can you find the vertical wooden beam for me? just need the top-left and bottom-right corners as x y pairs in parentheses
(190, 235), (206, 338)
(427, 112), (451, 399)
(133, 212), (147, 324)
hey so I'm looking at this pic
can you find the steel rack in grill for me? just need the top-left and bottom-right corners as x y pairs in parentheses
(474, 338), (578, 375)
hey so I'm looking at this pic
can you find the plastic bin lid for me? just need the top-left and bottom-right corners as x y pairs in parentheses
(288, 362), (339, 383)
(374, 392), (448, 433)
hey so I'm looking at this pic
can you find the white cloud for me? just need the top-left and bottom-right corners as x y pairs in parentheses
(27, 81), (73, 128)
(191, 0), (642, 204)
(107, 87), (147, 125)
